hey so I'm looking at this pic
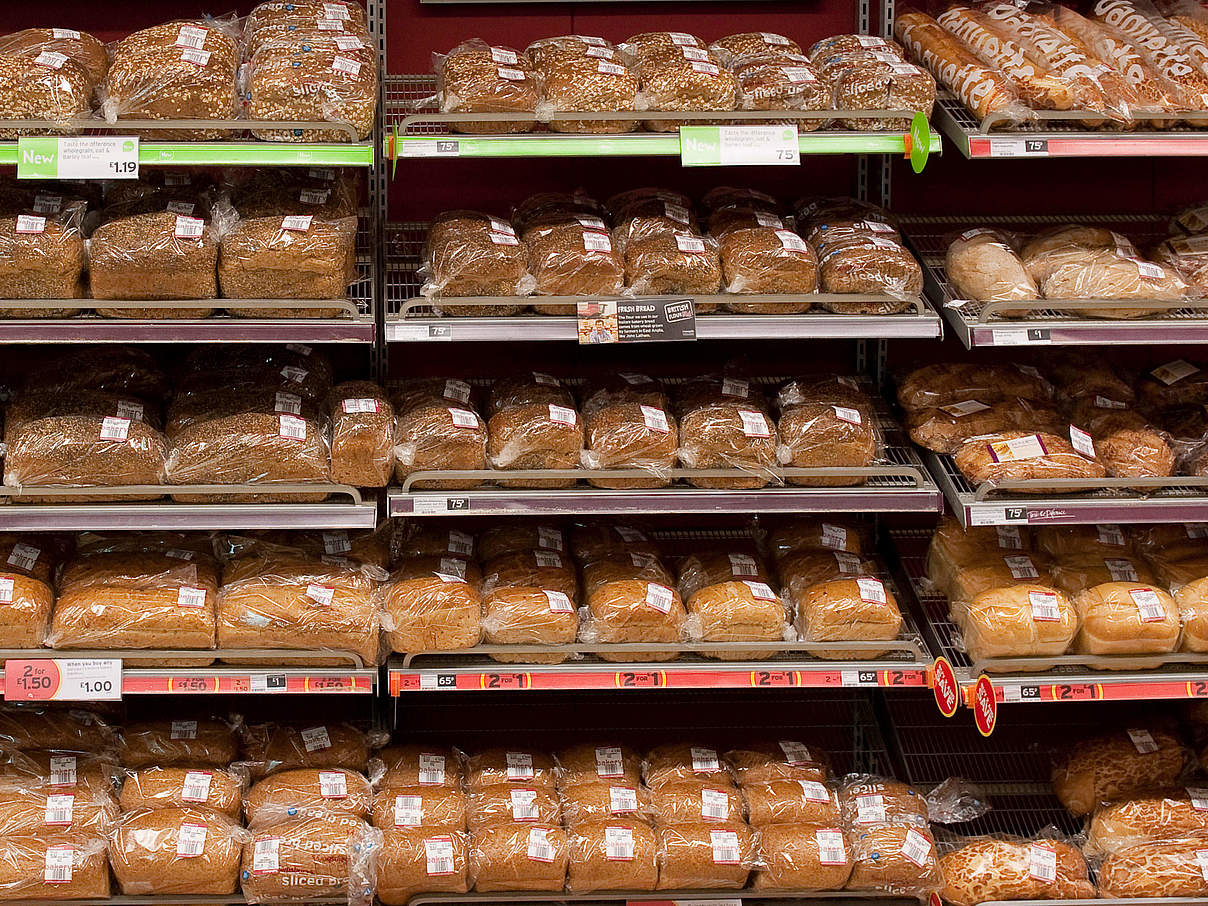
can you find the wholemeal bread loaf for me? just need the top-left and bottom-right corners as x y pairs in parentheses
(644, 744), (731, 790)
(938, 837), (1095, 906)
(327, 382), (394, 487)
(679, 404), (778, 489)
(753, 822), (851, 889)
(1098, 839), (1208, 898)
(651, 782), (745, 824)
(686, 580), (790, 659)
(378, 744), (463, 790)
(0, 835), (109, 900)
(555, 744), (642, 788)
(466, 749), (557, 791)
(0, 782), (117, 837)
(583, 402), (677, 489)
(907, 398), (1063, 456)
(89, 212), (218, 311)
(797, 576), (902, 658)
(778, 550), (873, 603)
(487, 402), (583, 488)
(768, 519), (868, 560)
(468, 822), (568, 891)
(656, 821), (756, 889)
(567, 819), (658, 891)
(560, 782), (653, 825)
(372, 786), (467, 831)
(220, 215), (357, 312)
(120, 767), (243, 818)
(478, 522), (566, 561)
(0, 210), (86, 305)
(528, 223), (624, 298)
(0, 708), (113, 752)
(482, 588), (578, 663)
(380, 560), (482, 654)
(0, 568), (53, 648)
(815, 233), (922, 305)
(0, 51), (93, 138)
(1073, 582), (1179, 659)
(241, 813), (380, 905)
(0, 27), (108, 89)
(246, 46), (377, 143)
(1052, 727), (1188, 816)
(1087, 789), (1208, 854)
(677, 549), (773, 603)
(733, 55), (830, 128)
(534, 50), (639, 134)
(624, 233), (723, 295)
(117, 718), (238, 768)
(467, 783), (561, 829)
(395, 403), (487, 490)
(839, 779), (928, 828)
(583, 580), (685, 660)
(421, 212), (532, 308)
(242, 722), (373, 777)
(720, 227), (818, 300)
(244, 768), (371, 824)
(962, 585), (1078, 665)
(846, 825), (942, 895)
(724, 740), (830, 786)
(744, 780), (839, 826)
(437, 41), (538, 134)
(777, 402), (877, 487)
(570, 522), (655, 563)
(378, 827), (469, 905)
(110, 806), (245, 895)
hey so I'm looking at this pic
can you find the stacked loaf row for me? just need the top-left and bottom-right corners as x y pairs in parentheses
(391, 371), (884, 490)
(385, 517), (907, 660)
(419, 190), (923, 311)
(436, 31), (935, 134)
(0, 169), (359, 312)
(0, 0), (376, 140)
(895, 0), (1208, 125)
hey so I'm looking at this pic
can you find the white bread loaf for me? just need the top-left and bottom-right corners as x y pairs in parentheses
(1073, 582), (1179, 659)
(962, 584), (1078, 664)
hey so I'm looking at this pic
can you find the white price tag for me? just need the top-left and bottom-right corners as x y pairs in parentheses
(1005, 555), (1039, 579)
(855, 793), (886, 824)
(605, 825), (635, 860)
(544, 590), (574, 614)
(987, 434), (1046, 463)
(1153, 359), (1200, 385)
(594, 746), (625, 778)
(15, 214), (46, 234)
(44, 846), (73, 883)
(176, 586), (207, 609)
(1028, 843), (1057, 882)
(418, 753), (446, 786)
(170, 720), (197, 740)
(527, 827), (556, 862)
(252, 837), (280, 874)
(1127, 727), (1159, 753)
(306, 584), (335, 607)
(302, 725), (333, 751)
(738, 409), (771, 438)
(816, 828), (846, 865)
(100, 417), (130, 441)
(278, 414), (307, 440)
(856, 577), (887, 603)
(425, 836), (456, 875)
(44, 794), (73, 826)
(341, 397), (381, 414)
(833, 405), (863, 425)
(319, 771), (347, 799)
(645, 583), (675, 614)
(177, 822), (208, 857)
(717, 125), (800, 165)
(609, 786), (639, 813)
(900, 828), (932, 867)
(798, 780), (830, 801)
(583, 230), (613, 252)
(53, 136), (140, 180)
(991, 328), (1049, 346)
(282, 215), (313, 232)
(50, 756), (76, 787)
(181, 771), (212, 803)
(1105, 558), (1139, 581)
(742, 580), (777, 601)
(710, 829), (741, 864)
(6, 542), (39, 571)
(547, 404), (578, 426)
(395, 795), (423, 827)
(640, 405), (671, 433)
(510, 788), (540, 820)
(507, 751), (535, 780)
(1188, 787), (1208, 810)
(1029, 590), (1061, 622)
(691, 746), (720, 772)
(1128, 590), (1166, 624)
(821, 523), (849, 550)
(701, 787), (731, 820)
(1069, 425), (1096, 458)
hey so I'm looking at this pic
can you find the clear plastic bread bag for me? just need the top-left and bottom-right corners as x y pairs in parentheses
(655, 821), (762, 889)
(467, 821), (568, 891)
(676, 548), (773, 602)
(777, 401), (883, 487)
(555, 742), (644, 787)
(217, 213), (358, 303)
(0, 706), (116, 752)
(1095, 837), (1208, 898)
(1085, 787), (1208, 856)
(420, 211), (535, 302)
(815, 233), (923, 302)
(733, 54), (832, 125)
(683, 579), (796, 658)
(433, 40), (538, 133)
(109, 805), (250, 895)
(239, 720), (386, 776)
(118, 764), (246, 816)
(1153, 234), (1208, 298)
(243, 767), (374, 825)
(534, 53), (640, 134)
(241, 812), (382, 906)
(945, 227), (1038, 307)
(580, 579), (688, 660)
(581, 402), (678, 488)
(936, 828), (1096, 906)
(480, 587), (579, 662)
(245, 44), (378, 142)
(0, 834), (110, 899)
(633, 52), (739, 132)
(377, 826), (470, 905)
(326, 381), (394, 487)
(952, 429), (1108, 488)
(466, 783), (561, 828)
(0, 199), (87, 302)
(0, 26), (108, 90)
(677, 403), (779, 488)
(581, 551), (674, 598)
(720, 226), (819, 300)
(0, 51), (94, 138)
(566, 819), (660, 891)
(527, 222), (624, 299)
(796, 575), (905, 656)
(378, 557), (483, 655)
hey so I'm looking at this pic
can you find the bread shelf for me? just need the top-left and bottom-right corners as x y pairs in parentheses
(408, 892), (919, 906)
(0, 486), (379, 530)
(892, 528), (1208, 706)
(903, 213), (1208, 348)
(933, 92), (1208, 160)
(925, 451), (1208, 528)
(384, 75), (941, 163)
(385, 222), (944, 342)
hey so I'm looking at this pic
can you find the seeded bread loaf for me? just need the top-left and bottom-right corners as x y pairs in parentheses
(487, 402), (584, 488)
(584, 402), (678, 489)
(0, 27), (108, 88)
(420, 212), (532, 309)
(528, 223), (624, 298)
(720, 226), (818, 300)
(725, 740), (830, 785)
(437, 41), (538, 134)
(88, 212), (218, 314)
(537, 54), (639, 134)
(556, 744), (643, 788)
(466, 749), (557, 791)
(678, 403), (778, 489)
(0, 52), (93, 138)
(560, 782), (653, 825)
(0, 212), (86, 305)
(247, 48), (377, 142)
(637, 53), (738, 132)
(328, 381), (394, 487)
(220, 216), (357, 313)
(625, 234), (723, 295)
(778, 401), (876, 487)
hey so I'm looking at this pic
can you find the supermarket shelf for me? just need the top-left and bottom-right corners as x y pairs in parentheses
(0, 486), (378, 530)
(0, 118), (373, 167)
(384, 75), (941, 163)
(894, 528), (1208, 705)
(411, 893), (917, 906)
(385, 223), (944, 342)
(903, 213), (1208, 347)
(925, 450), (1208, 527)
(0, 649), (375, 698)
(933, 92), (1208, 159)
(0, 899), (346, 905)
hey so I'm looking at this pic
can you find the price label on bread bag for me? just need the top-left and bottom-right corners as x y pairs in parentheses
(1127, 728), (1159, 753)
(594, 746), (624, 778)
(900, 828), (932, 868)
(609, 786), (639, 813)
(319, 771), (347, 799)
(1069, 425), (1096, 459)
(1128, 589), (1166, 623)
(1028, 591), (1061, 622)
(1005, 556), (1038, 580)
(507, 751), (535, 780)
(1188, 787), (1208, 810)
(605, 825), (635, 860)
(691, 746), (720, 772)
(710, 829), (741, 864)
(856, 577), (887, 603)
(510, 788), (540, 820)
(5, 659), (121, 702)
(987, 434), (1046, 463)
(176, 586), (207, 609)
(543, 590), (574, 614)
(301, 725), (332, 751)
(44, 794), (73, 826)
(738, 409), (771, 438)
(44, 845), (73, 883)
(18, 136), (139, 180)
(425, 836), (456, 875)
(1028, 843), (1057, 882)
(177, 822), (208, 857)
(181, 771), (212, 803)
(395, 795), (423, 826)
(854, 793), (886, 824)
(833, 405), (863, 425)
(797, 780), (830, 802)
(681, 125), (800, 166)
(701, 788), (731, 820)
(1196, 849), (1208, 881)
(252, 837), (280, 874)
(1152, 359), (1200, 385)
(418, 753), (446, 785)
(1105, 558), (1139, 581)
(816, 828), (847, 865)
(645, 583), (675, 614)
(526, 828), (557, 862)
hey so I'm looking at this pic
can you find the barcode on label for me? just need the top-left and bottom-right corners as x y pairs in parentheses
(645, 583), (675, 614)
(1097, 524), (1126, 546)
(7, 543), (39, 571)
(1152, 359), (1200, 385)
(1028, 590), (1061, 622)
(527, 828), (556, 862)
(821, 523), (848, 550)
(779, 740), (812, 765)
(181, 48), (211, 66)
(182, 771), (212, 803)
(798, 780), (829, 802)
(511, 788), (540, 820)
(604, 825), (635, 860)
(425, 836), (456, 875)
(278, 414), (307, 440)
(900, 828), (932, 867)
(35, 50), (67, 69)
(282, 215), (313, 232)
(306, 584), (335, 607)
(44, 846), (73, 883)
(691, 746), (720, 772)
(332, 55), (362, 77)
(176, 586), (207, 609)
(100, 417), (130, 441)
(15, 215), (46, 234)
(833, 405), (862, 424)
(1188, 787), (1208, 810)
(593, 746), (624, 778)
(729, 553), (758, 576)
(302, 725), (333, 752)
(544, 590), (574, 614)
(0, 576), (17, 604)
(722, 377), (749, 398)
(395, 795), (423, 827)
(598, 60), (627, 75)
(1069, 425), (1096, 458)
(1105, 558), (1139, 582)
(418, 753), (446, 785)
(857, 577), (887, 603)
(252, 837), (280, 874)
(609, 786), (638, 813)
(701, 788), (731, 820)
(640, 405), (671, 433)
(547, 404), (577, 426)
(583, 230), (613, 252)
(177, 821), (208, 857)
(174, 215), (205, 239)
(507, 751), (535, 780)
(1129, 588), (1166, 623)
(497, 66), (526, 80)
(1005, 555), (1038, 579)
(274, 391), (302, 415)
(816, 828), (846, 865)
(43, 794), (73, 826)
(1028, 843), (1057, 882)
(341, 398), (381, 414)
(710, 829), (740, 864)
(738, 409), (771, 437)
(1127, 727), (1159, 753)
(50, 756), (76, 787)
(319, 771), (347, 799)
(855, 793), (885, 824)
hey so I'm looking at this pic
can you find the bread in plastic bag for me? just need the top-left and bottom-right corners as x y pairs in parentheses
(467, 782), (561, 829)
(720, 226), (818, 301)
(1154, 234), (1208, 297)
(536, 52), (639, 134)
(1098, 838), (1208, 898)
(567, 818), (658, 891)
(420, 211), (532, 310)
(0, 781), (117, 837)
(110, 805), (247, 895)
(677, 403), (778, 489)
(636, 51), (738, 132)
(1073, 581), (1179, 659)
(556, 743), (643, 788)
(677, 548), (772, 605)
(651, 782), (745, 823)
(582, 552), (674, 600)
(372, 785), (467, 831)
(395, 403), (487, 490)
(241, 812), (381, 906)
(797, 576), (903, 657)
(0, 27), (108, 89)
(744, 780), (840, 826)
(724, 740), (830, 786)
(906, 397), (1063, 456)
(937, 834), (1095, 906)
(624, 233), (722, 295)
(0, 707), (114, 752)
(245, 767), (372, 824)
(487, 402), (584, 488)
(685, 579), (792, 659)
(816, 234), (922, 304)
(946, 228), (1038, 307)
(378, 827), (469, 905)
(777, 401), (878, 486)
(582, 579), (686, 660)
(825, 56), (936, 130)
(436, 40), (538, 134)
(380, 558), (482, 654)
(961, 584), (1078, 664)
(325, 381), (393, 487)
(481, 587), (577, 663)
(733, 55), (831, 127)
(582, 402), (677, 489)
(1087, 788), (1208, 854)
(846, 824), (942, 896)
(482, 549), (577, 600)
(219, 214), (357, 309)
(528, 222), (623, 303)
(247, 45), (377, 142)
(0, 51), (94, 139)
(0, 834), (110, 900)
(87, 211), (219, 312)
(560, 782), (654, 825)
(468, 822), (568, 891)
(379, 744), (464, 790)
(242, 721), (377, 776)
(766, 518), (868, 561)
(643, 743), (731, 790)
(466, 748), (557, 791)
(655, 821), (758, 889)
(119, 766), (243, 817)
(0, 203), (86, 305)
(953, 430), (1107, 489)
(1051, 726), (1188, 816)
(897, 361), (1051, 411)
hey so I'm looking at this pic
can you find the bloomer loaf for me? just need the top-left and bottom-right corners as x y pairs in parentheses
(752, 822), (851, 889)
(953, 431), (1107, 491)
(897, 362), (1051, 411)
(938, 837), (1095, 906)
(0, 834), (109, 900)
(582, 554), (673, 600)
(110, 806), (245, 895)
(241, 813), (381, 906)
(567, 819), (658, 891)
(468, 822), (569, 891)
(962, 585), (1077, 666)
(1052, 727), (1187, 816)
(945, 228), (1038, 308)
(378, 827), (469, 905)
(1088, 790), (1208, 855)
(655, 821), (756, 889)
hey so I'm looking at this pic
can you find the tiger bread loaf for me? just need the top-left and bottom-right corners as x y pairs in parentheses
(582, 579), (686, 661)
(377, 827), (469, 905)
(796, 576), (903, 658)
(555, 743), (643, 788)
(327, 382), (394, 487)
(751, 822), (852, 889)
(1098, 839), (1208, 898)
(938, 836), (1095, 906)
(0, 834), (110, 900)
(215, 543), (382, 666)
(1052, 726), (1188, 816)
(119, 766), (244, 818)
(467, 782), (561, 829)
(379, 557), (482, 655)
(241, 812), (382, 905)
(655, 821), (756, 889)
(240, 721), (375, 776)
(48, 548), (220, 666)
(567, 819), (658, 891)
(117, 718), (238, 768)
(685, 579), (791, 660)
(467, 822), (569, 891)
(725, 740), (830, 786)
(372, 785), (467, 831)
(466, 748), (558, 792)
(960, 585), (1078, 666)
(110, 806), (246, 895)
(1087, 787), (1208, 855)
(243, 767), (372, 824)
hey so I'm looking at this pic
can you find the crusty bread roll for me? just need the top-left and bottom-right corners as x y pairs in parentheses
(1088, 789), (1208, 855)
(644, 743), (732, 790)
(378, 827), (469, 905)
(466, 749), (557, 791)
(651, 782), (745, 824)
(1099, 839), (1208, 898)
(962, 584), (1077, 665)
(1052, 728), (1187, 816)
(242, 722), (372, 776)
(555, 744), (642, 789)
(110, 806), (245, 895)
(481, 587), (577, 664)
(567, 819), (658, 891)
(744, 779), (840, 826)
(373, 785), (467, 831)
(655, 821), (755, 889)
(241, 813), (381, 903)
(839, 779), (928, 828)
(380, 562), (482, 655)
(938, 837), (1094, 906)
(559, 782), (653, 825)
(751, 822), (851, 889)
(953, 430), (1107, 490)
(1073, 582), (1179, 659)
(244, 767), (371, 824)
(117, 718), (237, 768)
(467, 783), (561, 829)
(797, 576), (902, 658)
(686, 580), (789, 660)
(378, 744), (462, 790)
(0, 834), (109, 900)
(846, 825), (942, 895)
(468, 822), (568, 891)
(119, 766), (243, 818)
(724, 740), (830, 786)
(584, 579), (685, 661)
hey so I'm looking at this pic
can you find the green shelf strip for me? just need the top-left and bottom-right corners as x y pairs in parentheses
(0, 142), (375, 168)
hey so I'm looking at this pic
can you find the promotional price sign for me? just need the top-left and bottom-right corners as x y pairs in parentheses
(5, 659), (122, 701)
(931, 657), (960, 718)
(17, 137), (139, 180)
(681, 125), (799, 166)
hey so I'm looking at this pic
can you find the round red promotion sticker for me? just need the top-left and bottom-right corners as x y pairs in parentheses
(931, 656), (959, 718)
(4, 660), (61, 701)
(973, 675), (997, 737)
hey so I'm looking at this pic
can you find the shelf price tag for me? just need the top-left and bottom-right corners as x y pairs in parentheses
(989, 137), (1048, 158)
(680, 125), (799, 166)
(412, 495), (471, 516)
(18, 136), (139, 180)
(990, 327), (1051, 346)
(5, 659), (121, 701)
(968, 505), (1029, 527)
(397, 324), (452, 342)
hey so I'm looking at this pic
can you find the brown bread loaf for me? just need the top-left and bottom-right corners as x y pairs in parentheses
(534, 51), (640, 134)
(725, 740), (831, 786)
(846, 825), (942, 895)
(679, 403), (778, 489)
(567, 818), (658, 891)
(219, 215), (357, 308)
(372, 786), (467, 831)
(378, 744), (463, 790)
(466, 749), (557, 791)
(720, 227), (818, 299)
(753, 822), (852, 888)
(118, 718), (238, 768)
(242, 722), (372, 775)
(839, 778), (929, 827)
(584, 580), (686, 660)
(797, 576), (903, 658)
(119, 767), (243, 818)
(467, 783), (561, 829)
(327, 381), (394, 487)
(487, 402), (584, 488)
(437, 41), (538, 134)
(583, 402), (678, 489)
(954, 430), (1107, 490)
(656, 821), (756, 889)
(651, 782), (746, 823)
(240, 813), (381, 904)
(744, 780), (840, 826)
(247, 48), (378, 143)
(0, 27), (108, 87)
(394, 403), (487, 490)
(0, 709), (114, 752)
(555, 744), (643, 788)
(0, 835), (109, 900)
(560, 782), (653, 825)
(624, 233), (723, 294)
(244, 767), (371, 824)
(482, 588), (577, 662)
(644, 744), (731, 790)
(468, 822), (568, 891)
(778, 402), (877, 487)
(0, 785), (117, 837)
(378, 827), (469, 905)
(686, 580), (791, 658)
(88, 212), (218, 309)
(110, 806), (245, 895)
(0, 212), (86, 304)
(380, 560), (482, 654)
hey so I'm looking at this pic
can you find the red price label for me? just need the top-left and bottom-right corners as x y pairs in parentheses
(615, 671), (661, 688)
(1052, 683), (1097, 701)
(751, 670), (793, 687)
(307, 676), (353, 692)
(4, 659), (120, 701)
(169, 676), (216, 693)
(973, 675), (997, 736)
(931, 657), (959, 718)
(5, 660), (60, 700)
(480, 673), (526, 690)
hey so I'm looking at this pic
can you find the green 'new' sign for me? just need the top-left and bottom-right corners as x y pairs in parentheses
(16, 138), (59, 179)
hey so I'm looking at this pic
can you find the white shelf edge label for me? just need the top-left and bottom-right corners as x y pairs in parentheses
(397, 324), (453, 341)
(412, 495), (471, 515)
(18, 136), (139, 180)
